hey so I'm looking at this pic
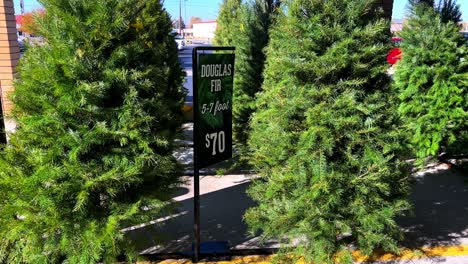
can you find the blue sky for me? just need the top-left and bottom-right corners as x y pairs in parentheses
(13, 0), (468, 21)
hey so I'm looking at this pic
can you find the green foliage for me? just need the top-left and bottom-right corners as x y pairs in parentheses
(408, 0), (435, 9)
(245, 0), (410, 263)
(438, 0), (462, 23)
(213, 0), (243, 46)
(0, 0), (185, 263)
(394, 6), (468, 159)
(233, 0), (281, 153)
(408, 0), (462, 23)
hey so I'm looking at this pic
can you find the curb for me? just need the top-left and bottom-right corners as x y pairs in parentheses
(144, 244), (468, 263)
(353, 244), (468, 262)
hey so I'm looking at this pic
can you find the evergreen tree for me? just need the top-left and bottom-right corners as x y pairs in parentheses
(408, 0), (462, 23)
(233, 0), (281, 153)
(408, 0), (434, 8)
(394, 5), (467, 159)
(213, 0), (243, 46)
(437, 0), (462, 23)
(0, 0), (185, 263)
(245, 0), (410, 263)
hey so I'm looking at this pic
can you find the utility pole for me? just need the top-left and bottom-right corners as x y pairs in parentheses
(20, 0), (24, 14)
(179, 0), (182, 35)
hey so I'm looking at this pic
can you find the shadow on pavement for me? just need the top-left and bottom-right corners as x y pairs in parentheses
(126, 163), (468, 263)
(125, 182), (269, 255)
(389, 164), (468, 263)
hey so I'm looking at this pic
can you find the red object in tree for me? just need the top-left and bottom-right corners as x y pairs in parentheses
(387, 48), (402, 64)
(387, 37), (403, 65)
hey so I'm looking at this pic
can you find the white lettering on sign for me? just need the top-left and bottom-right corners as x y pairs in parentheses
(211, 79), (222, 92)
(214, 101), (229, 115)
(201, 64), (232, 77)
(201, 101), (230, 115)
(205, 131), (226, 155)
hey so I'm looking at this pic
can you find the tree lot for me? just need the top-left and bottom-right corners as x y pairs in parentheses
(0, 0), (465, 262)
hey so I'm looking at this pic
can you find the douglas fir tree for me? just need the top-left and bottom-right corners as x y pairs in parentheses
(213, 0), (243, 46)
(0, 0), (185, 263)
(394, 4), (467, 159)
(408, 0), (462, 23)
(437, 0), (462, 23)
(246, 0), (410, 263)
(233, 0), (281, 153)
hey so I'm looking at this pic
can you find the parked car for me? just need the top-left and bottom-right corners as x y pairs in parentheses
(18, 38), (25, 53)
(387, 37), (402, 65)
(178, 56), (193, 120)
(175, 35), (186, 50)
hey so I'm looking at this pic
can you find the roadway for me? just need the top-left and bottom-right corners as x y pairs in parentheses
(179, 43), (213, 106)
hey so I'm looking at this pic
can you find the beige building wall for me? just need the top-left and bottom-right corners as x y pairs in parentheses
(193, 21), (217, 41)
(0, 0), (18, 138)
(460, 22), (468, 32)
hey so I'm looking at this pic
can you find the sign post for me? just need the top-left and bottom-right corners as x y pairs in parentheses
(192, 47), (235, 262)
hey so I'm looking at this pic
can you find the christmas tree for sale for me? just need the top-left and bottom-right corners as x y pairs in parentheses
(245, 0), (410, 263)
(213, 0), (243, 46)
(394, 5), (468, 159)
(409, 0), (462, 23)
(437, 0), (462, 23)
(233, 0), (281, 153)
(0, 0), (185, 263)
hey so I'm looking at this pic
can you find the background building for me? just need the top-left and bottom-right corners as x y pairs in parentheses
(460, 21), (468, 32)
(0, 0), (19, 142)
(192, 20), (217, 42)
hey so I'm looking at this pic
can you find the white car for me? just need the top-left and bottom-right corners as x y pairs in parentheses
(175, 36), (185, 50)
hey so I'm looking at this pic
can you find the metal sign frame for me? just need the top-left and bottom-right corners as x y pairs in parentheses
(192, 46), (235, 262)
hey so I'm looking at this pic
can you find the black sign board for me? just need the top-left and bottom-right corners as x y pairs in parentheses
(193, 48), (235, 169)
(192, 47), (235, 263)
